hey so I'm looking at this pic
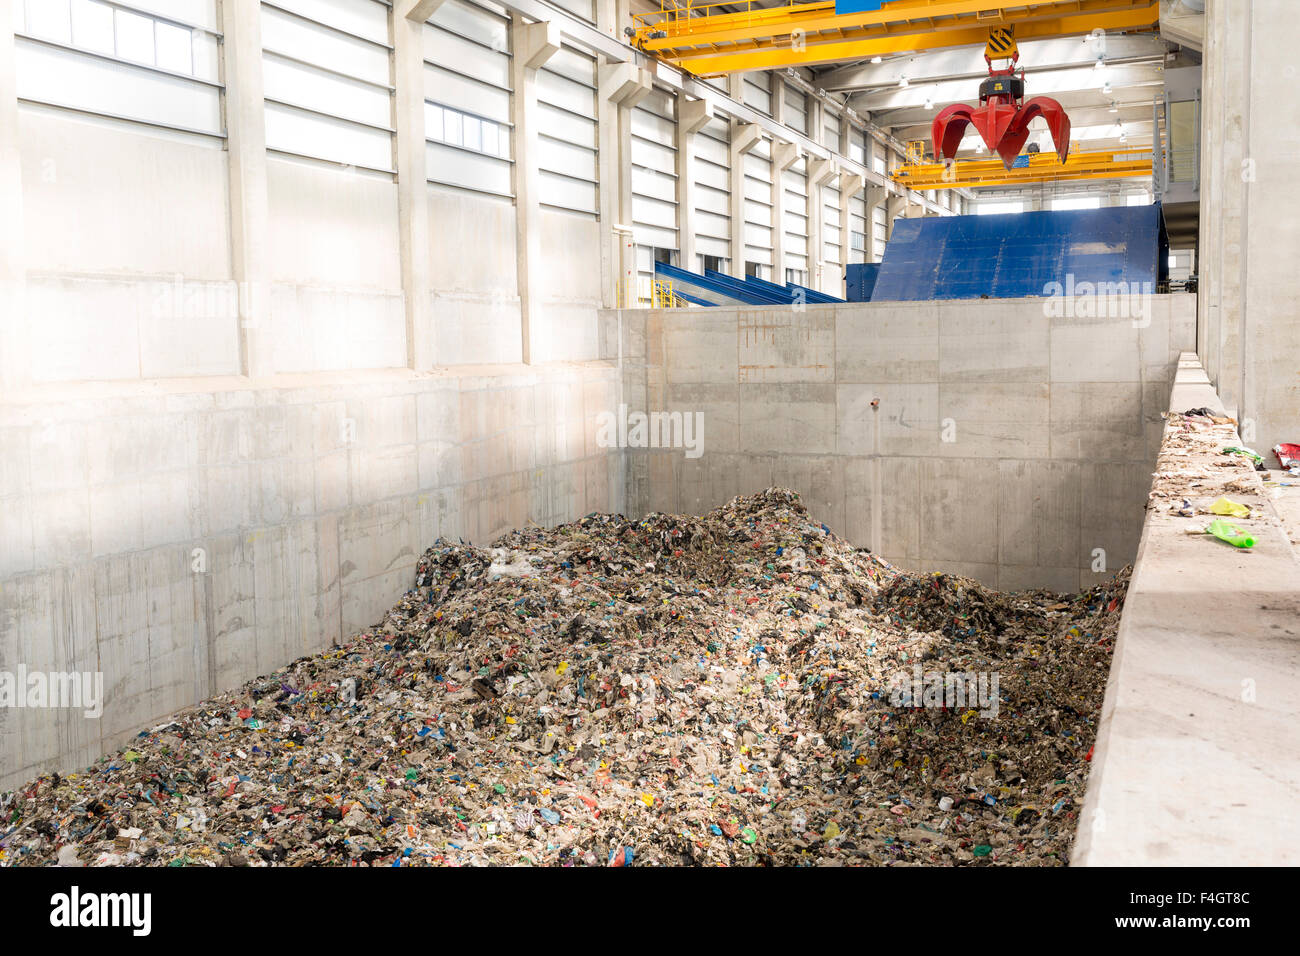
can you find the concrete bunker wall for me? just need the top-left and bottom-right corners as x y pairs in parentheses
(610, 295), (1197, 592)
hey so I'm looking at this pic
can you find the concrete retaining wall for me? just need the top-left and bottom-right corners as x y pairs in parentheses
(0, 363), (622, 789)
(609, 294), (1197, 592)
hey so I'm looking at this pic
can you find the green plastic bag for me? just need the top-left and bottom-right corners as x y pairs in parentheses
(1207, 518), (1255, 549)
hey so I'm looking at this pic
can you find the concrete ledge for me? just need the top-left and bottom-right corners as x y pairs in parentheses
(1073, 352), (1300, 865)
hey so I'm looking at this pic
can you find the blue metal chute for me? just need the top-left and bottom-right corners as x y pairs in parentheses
(650, 261), (845, 306)
(700, 268), (796, 304)
(738, 272), (844, 304)
(653, 261), (794, 306)
(870, 204), (1167, 302)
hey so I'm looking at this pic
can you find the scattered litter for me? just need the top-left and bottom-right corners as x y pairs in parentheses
(1181, 407), (1236, 425)
(1, 489), (1127, 868)
(1204, 519), (1256, 549)
(1274, 443), (1300, 474)
(1221, 446), (1267, 471)
(1208, 497), (1252, 518)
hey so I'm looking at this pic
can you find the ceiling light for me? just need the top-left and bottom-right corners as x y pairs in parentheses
(1102, 81), (1112, 94)
(1108, 101), (1119, 113)
(871, 56), (882, 64)
(1094, 56), (1107, 71)
(1119, 133), (1128, 143)
(898, 75), (909, 88)
(924, 96), (934, 110)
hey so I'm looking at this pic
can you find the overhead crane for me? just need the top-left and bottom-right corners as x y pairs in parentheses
(890, 144), (1154, 189)
(628, 0), (1160, 76)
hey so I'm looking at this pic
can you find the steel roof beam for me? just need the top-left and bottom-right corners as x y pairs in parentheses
(815, 33), (1170, 91)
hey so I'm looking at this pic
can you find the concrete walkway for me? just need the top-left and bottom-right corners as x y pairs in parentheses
(1073, 354), (1300, 865)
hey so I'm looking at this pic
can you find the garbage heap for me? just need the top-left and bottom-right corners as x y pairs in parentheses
(1, 489), (1126, 867)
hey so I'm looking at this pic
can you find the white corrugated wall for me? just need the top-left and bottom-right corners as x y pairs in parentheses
(630, 85), (678, 295)
(536, 42), (598, 215)
(425, 0), (513, 197)
(693, 114), (730, 266)
(782, 156), (808, 280)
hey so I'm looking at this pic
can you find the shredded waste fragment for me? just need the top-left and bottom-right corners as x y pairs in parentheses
(1, 489), (1127, 867)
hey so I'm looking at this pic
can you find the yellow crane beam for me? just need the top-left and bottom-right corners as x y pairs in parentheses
(890, 147), (1153, 189)
(632, 0), (1159, 75)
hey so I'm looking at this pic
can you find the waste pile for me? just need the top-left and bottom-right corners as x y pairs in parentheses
(2, 489), (1126, 867)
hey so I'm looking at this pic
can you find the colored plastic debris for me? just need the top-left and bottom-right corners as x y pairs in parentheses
(1209, 497), (1252, 518)
(0, 489), (1128, 868)
(1275, 443), (1300, 471)
(1206, 519), (1256, 549)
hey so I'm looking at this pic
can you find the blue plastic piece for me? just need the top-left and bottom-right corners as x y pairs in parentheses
(870, 204), (1168, 302)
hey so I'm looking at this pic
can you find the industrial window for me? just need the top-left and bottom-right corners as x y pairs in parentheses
(23, 0), (197, 72)
(746, 261), (765, 279)
(12, 0), (222, 135)
(785, 268), (807, 286)
(976, 201), (1025, 215)
(424, 0), (514, 198)
(1050, 196), (1101, 211)
(700, 254), (725, 273)
(427, 103), (509, 159)
(1126, 193), (1151, 206)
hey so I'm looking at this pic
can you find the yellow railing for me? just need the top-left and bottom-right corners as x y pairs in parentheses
(632, 0), (817, 32)
(651, 278), (681, 308)
(613, 276), (684, 308)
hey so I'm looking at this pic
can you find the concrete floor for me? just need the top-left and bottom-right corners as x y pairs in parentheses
(1265, 471), (1300, 549)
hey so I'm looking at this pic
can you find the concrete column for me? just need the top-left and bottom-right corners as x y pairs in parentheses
(0, 0), (27, 393)
(885, 194), (907, 237)
(727, 121), (762, 278)
(772, 142), (801, 284)
(220, 0), (273, 378)
(806, 97), (829, 290)
(510, 17), (561, 364)
(839, 173), (863, 281)
(1197, 0), (1221, 372)
(394, 2), (432, 369)
(404, 0), (448, 17)
(1236, 0), (1300, 451)
(596, 0), (619, 305)
(675, 96), (712, 274)
(599, 62), (650, 306)
(865, 184), (888, 263)
(770, 78), (788, 282)
(1215, 0), (1246, 416)
(807, 157), (835, 292)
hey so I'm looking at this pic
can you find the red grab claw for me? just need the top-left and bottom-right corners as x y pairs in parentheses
(930, 65), (1071, 170)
